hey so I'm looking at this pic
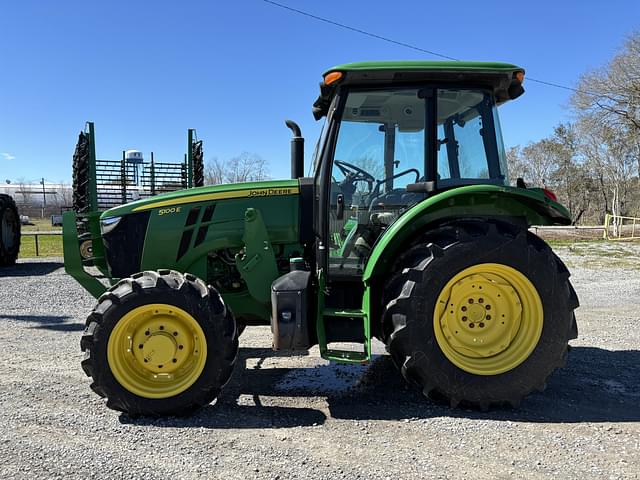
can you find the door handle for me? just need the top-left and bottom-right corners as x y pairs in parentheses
(336, 193), (344, 220)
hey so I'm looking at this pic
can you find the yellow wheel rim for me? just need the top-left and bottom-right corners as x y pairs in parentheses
(107, 304), (207, 399)
(433, 263), (543, 376)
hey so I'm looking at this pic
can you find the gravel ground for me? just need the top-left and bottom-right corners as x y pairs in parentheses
(0, 245), (639, 480)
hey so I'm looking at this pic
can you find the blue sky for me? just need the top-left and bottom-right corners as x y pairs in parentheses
(1, 0), (638, 184)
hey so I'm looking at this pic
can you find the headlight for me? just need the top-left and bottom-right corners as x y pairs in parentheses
(100, 216), (122, 235)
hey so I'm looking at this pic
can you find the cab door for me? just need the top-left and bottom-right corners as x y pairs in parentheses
(324, 87), (427, 277)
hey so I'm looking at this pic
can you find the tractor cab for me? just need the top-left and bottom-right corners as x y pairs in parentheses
(310, 62), (524, 277)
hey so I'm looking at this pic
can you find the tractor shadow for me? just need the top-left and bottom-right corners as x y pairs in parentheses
(325, 346), (640, 424)
(123, 345), (640, 429)
(125, 348), (327, 429)
(0, 261), (63, 276)
(0, 313), (84, 331)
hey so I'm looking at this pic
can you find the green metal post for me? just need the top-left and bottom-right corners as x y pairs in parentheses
(182, 155), (188, 189)
(86, 122), (98, 212)
(121, 151), (127, 205)
(150, 152), (156, 196)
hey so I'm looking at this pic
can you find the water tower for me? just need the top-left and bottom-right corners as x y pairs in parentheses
(124, 150), (144, 185)
(125, 150), (143, 164)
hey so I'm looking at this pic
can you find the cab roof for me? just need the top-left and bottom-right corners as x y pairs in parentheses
(313, 60), (525, 119)
(323, 60), (523, 75)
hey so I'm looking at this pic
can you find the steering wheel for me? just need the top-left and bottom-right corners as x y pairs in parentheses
(334, 160), (376, 185)
(367, 168), (422, 213)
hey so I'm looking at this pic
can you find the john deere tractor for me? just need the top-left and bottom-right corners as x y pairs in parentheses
(64, 61), (579, 416)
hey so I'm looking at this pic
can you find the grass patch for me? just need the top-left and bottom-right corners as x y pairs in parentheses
(21, 219), (61, 232)
(546, 239), (606, 247)
(19, 234), (63, 258)
(552, 239), (640, 269)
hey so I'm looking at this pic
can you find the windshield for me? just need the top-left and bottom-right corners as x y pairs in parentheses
(329, 87), (507, 191)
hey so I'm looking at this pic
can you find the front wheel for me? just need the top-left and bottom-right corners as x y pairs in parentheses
(383, 220), (579, 409)
(81, 270), (238, 416)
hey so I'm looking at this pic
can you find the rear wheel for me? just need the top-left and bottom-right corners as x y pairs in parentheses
(382, 220), (579, 409)
(0, 194), (20, 266)
(81, 270), (238, 416)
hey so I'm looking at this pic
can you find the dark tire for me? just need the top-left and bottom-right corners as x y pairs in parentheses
(81, 270), (238, 416)
(72, 132), (90, 213)
(192, 139), (204, 188)
(0, 194), (20, 266)
(382, 219), (579, 410)
(235, 323), (246, 338)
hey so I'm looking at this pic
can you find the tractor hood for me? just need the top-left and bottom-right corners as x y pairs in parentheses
(100, 179), (300, 219)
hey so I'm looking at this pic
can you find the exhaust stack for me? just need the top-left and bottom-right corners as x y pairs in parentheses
(285, 120), (304, 179)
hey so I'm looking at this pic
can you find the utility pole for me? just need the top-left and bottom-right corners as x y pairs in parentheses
(40, 177), (46, 219)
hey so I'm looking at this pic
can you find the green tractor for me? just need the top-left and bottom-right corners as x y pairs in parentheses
(64, 61), (579, 416)
(0, 193), (21, 266)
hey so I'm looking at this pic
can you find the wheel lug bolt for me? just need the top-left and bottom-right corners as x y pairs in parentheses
(469, 323), (475, 328)
(479, 322), (485, 328)
(144, 331), (150, 336)
(486, 305), (491, 310)
(461, 306), (467, 312)
(178, 345), (184, 350)
(468, 299), (474, 304)
(478, 298), (484, 304)
(486, 315), (491, 320)
(173, 331), (178, 336)
(462, 316), (467, 321)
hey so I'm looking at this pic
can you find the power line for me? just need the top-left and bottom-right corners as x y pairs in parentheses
(522, 76), (584, 93)
(262, 0), (458, 61)
(262, 0), (590, 95)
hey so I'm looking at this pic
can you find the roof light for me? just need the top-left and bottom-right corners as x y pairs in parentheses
(515, 71), (525, 83)
(324, 71), (343, 85)
(542, 188), (557, 202)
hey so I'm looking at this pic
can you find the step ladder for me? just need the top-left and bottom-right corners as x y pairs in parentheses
(316, 272), (371, 363)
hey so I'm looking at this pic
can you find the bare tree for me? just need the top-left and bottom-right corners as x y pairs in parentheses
(519, 139), (558, 188)
(55, 182), (73, 208)
(506, 146), (526, 185)
(205, 152), (270, 185)
(504, 32), (640, 226)
(15, 178), (32, 205)
(578, 116), (636, 223)
(204, 157), (226, 185)
(572, 31), (640, 174)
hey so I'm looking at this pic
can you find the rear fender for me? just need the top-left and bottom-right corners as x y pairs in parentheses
(362, 185), (570, 285)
